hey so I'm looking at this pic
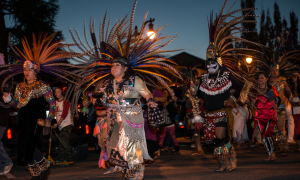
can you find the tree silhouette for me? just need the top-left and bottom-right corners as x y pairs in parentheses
(282, 17), (288, 30)
(290, 11), (299, 40)
(265, 9), (275, 50)
(258, 9), (266, 46)
(239, 1), (299, 54)
(239, 0), (257, 50)
(273, 2), (282, 37)
(0, 0), (63, 64)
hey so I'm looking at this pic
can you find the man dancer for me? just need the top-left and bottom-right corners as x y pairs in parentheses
(269, 65), (293, 154)
(192, 0), (267, 171)
(195, 50), (242, 172)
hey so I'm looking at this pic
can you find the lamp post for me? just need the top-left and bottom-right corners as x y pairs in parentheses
(133, 17), (156, 39)
(146, 18), (155, 39)
(246, 57), (252, 64)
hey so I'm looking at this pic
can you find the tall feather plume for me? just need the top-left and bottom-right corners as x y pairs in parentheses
(125, 0), (138, 57)
(0, 32), (86, 91)
(74, 0), (181, 99)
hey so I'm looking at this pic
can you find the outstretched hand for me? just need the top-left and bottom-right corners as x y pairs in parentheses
(2, 92), (11, 103)
(147, 101), (157, 107)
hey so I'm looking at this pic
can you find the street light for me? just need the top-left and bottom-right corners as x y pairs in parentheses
(146, 18), (155, 39)
(133, 18), (155, 39)
(246, 57), (252, 64)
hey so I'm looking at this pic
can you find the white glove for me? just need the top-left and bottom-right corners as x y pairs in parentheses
(3, 93), (12, 103)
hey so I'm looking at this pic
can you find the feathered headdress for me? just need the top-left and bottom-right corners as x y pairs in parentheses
(66, 12), (131, 116)
(206, 0), (269, 75)
(0, 32), (87, 90)
(77, 0), (182, 98)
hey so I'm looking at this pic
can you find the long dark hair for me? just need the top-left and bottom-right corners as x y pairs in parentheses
(257, 72), (272, 90)
(290, 75), (300, 97)
(123, 64), (135, 80)
(162, 89), (172, 102)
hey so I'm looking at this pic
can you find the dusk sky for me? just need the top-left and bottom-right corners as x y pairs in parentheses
(8, 0), (300, 60)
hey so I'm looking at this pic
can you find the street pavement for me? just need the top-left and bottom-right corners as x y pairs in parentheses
(1, 138), (300, 180)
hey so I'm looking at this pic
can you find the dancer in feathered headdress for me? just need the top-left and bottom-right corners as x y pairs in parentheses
(65, 12), (131, 120)
(251, 30), (300, 155)
(75, 2), (182, 97)
(178, 67), (205, 156)
(193, 0), (269, 172)
(0, 32), (84, 179)
(71, 0), (182, 178)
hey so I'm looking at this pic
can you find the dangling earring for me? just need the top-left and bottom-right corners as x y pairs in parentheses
(34, 76), (37, 82)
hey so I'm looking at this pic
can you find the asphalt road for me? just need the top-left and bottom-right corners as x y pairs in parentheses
(1, 138), (300, 180)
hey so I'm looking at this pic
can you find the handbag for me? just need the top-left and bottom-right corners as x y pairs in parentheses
(147, 106), (165, 128)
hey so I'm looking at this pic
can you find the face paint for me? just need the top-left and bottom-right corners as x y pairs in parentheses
(207, 61), (219, 74)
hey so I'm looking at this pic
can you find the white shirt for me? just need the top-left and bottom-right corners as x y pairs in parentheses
(55, 100), (73, 130)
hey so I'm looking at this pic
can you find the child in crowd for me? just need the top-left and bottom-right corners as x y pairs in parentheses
(53, 85), (73, 164)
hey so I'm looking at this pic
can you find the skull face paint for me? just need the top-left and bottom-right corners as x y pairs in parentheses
(207, 61), (219, 74)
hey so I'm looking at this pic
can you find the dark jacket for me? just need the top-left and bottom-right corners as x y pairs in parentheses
(159, 102), (178, 126)
(0, 93), (11, 127)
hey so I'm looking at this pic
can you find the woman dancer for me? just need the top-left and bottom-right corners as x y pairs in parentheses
(99, 58), (155, 179)
(2, 61), (55, 179)
(251, 73), (279, 161)
(1, 32), (82, 180)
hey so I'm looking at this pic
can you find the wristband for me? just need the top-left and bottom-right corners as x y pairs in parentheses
(230, 95), (236, 102)
(147, 98), (154, 103)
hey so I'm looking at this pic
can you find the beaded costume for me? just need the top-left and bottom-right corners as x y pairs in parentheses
(251, 87), (278, 156)
(178, 68), (204, 156)
(9, 80), (55, 164)
(249, 30), (300, 153)
(99, 75), (152, 176)
(193, 0), (268, 172)
(0, 32), (83, 179)
(73, 1), (181, 179)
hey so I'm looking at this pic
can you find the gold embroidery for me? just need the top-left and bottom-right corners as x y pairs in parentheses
(14, 80), (50, 108)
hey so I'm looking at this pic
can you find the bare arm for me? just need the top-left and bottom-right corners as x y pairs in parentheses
(284, 81), (292, 99)
(154, 96), (167, 103)
(96, 110), (107, 117)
